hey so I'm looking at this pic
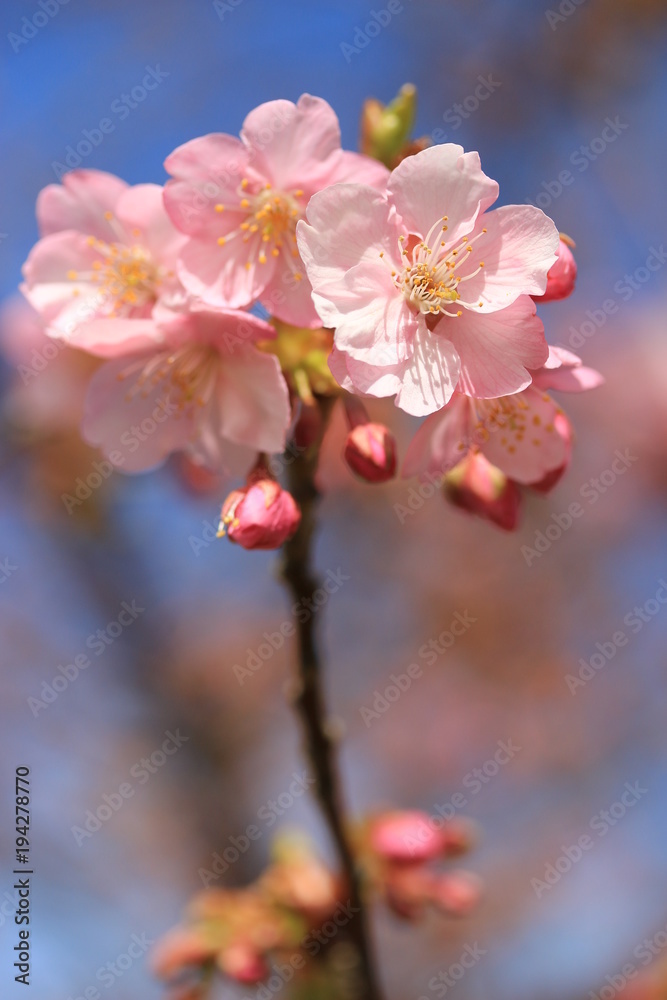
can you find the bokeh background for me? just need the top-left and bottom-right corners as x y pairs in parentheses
(1, 1), (667, 998)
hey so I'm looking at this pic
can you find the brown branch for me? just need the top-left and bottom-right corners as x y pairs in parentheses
(280, 397), (383, 1000)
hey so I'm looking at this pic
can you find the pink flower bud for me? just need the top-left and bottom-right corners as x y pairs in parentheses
(219, 477), (301, 550)
(218, 942), (268, 983)
(431, 870), (483, 917)
(344, 423), (397, 483)
(535, 235), (577, 303)
(370, 810), (445, 863)
(444, 453), (522, 532)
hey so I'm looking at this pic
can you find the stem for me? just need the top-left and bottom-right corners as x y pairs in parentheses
(280, 400), (383, 1000)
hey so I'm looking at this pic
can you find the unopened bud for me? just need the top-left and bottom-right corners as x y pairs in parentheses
(219, 474), (301, 550)
(534, 234), (577, 303)
(344, 423), (397, 484)
(361, 84), (418, 167)
(444, 453), (522, 531)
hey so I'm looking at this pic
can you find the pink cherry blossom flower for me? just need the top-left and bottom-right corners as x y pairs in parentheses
(21, 169), (188, 353)
(534, 235), (577, 302)
(163, 94), (389, 328)
(403, 347), (603, 486)
(297, 143), (561, 415)
(218, 469), (301, 550)
(81, 306), (291, 474)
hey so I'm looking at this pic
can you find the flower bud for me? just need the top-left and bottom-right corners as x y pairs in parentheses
(218, 476), (301, 550)
(344, 423), (397, 484)
(218, 942), (268, 984)
(535, 234), (577, 303)
(430, 870), (483, 917)
(444, 453), (522, 531)
(151, 928), (215, 980)
(370, 810), (444, 863)
(360, 84), (417, 167)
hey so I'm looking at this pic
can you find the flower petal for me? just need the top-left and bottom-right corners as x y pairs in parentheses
(213, 346), (290, 453)
(176, 235), (272, 309)
(445, 296), (548, 398)
(393, 318), (461, 415)
(454, 205), (560, 311)
(66, 318), (167, 358)
(82, 356), (196, 473)
(163, 134), (252, 239)
(241, 95), (341, 192)
(387, 145), (498, 244)
(114, 184), (186, 266)
(402, 395), (472, 478)
(37, 169), (128, 240)
(481, 388), (571, 484)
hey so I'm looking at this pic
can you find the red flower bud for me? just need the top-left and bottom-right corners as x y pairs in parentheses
(444, 453), (522, 532)
(535, 235), (577, 303)
(344, 422), (397, 483)
(219, 477), (301, 550)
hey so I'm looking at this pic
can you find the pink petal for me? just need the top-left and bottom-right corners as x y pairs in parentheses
(170, 305), (276, 350)
(328, 265), (415, 367)
(260, 266), (321, 328)
(213, 346), (290, 453)
(241, 94), (341, 192)
(402, 395), (472, 478)
(114, 184), (186, 266)
(453, 205), (560, 311)
(36, 169), (128, 240)
(176, 236), (271, 309)
(387, 145), (498, 245)
(297, 184), (401, 299)
(393, 319), (461, 416)
(445, 296), (548, 398)
(22, 231), (105, 330)
(66, 318), (167, 358)
(163, 134), (252, 239)
(327, 347), (354, 392)
(327, 149), (390, 189)
(82, 356), (196, 473)
(481, 388), (571, 484)
(534, 363), (604, 393)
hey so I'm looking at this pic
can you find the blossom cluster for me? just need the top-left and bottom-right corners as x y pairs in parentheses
(16, 91), (601, 542)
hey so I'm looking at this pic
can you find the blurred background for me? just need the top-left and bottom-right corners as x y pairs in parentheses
(1, 1), (667, 998)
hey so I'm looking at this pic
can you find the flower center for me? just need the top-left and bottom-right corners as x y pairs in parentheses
(213, 178), (306, 278)
(118, 343), (220, 417)
(382, 216), (487, 318)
